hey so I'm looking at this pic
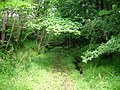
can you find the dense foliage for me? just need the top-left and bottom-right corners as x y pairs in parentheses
(0, 0), (120, 89)
(0, 0), (120, 61)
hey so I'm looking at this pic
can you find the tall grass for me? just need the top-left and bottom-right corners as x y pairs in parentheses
(0, 41), (120, 90)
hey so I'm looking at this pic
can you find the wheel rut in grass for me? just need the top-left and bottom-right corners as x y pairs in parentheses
(52, 52), (76, 90)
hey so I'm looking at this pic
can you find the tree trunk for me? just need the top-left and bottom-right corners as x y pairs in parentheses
(101, 0), (104, 10)
(15, 17), (24, 42)
(4, 0), (7, 2)
(96, 0), (100, 10)
(1, 12), (8, 44)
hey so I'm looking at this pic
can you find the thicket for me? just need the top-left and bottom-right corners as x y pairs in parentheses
(0, 0), (120, 63)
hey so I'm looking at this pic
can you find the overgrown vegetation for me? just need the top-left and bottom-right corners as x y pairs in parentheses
(0, 0), (120, 90)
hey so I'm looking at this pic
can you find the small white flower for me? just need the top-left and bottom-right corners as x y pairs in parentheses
(12, 13), (19, 18)
(8, 13), (12, 17)
(119, 11), (120, 13)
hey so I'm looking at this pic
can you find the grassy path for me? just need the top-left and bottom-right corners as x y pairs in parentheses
(53, 51), (76, 90)
(0, 47), (120, 90)
(0, 48), (77, 90)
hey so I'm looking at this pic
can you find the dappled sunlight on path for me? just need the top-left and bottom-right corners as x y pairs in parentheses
(4, 65), (76, 90)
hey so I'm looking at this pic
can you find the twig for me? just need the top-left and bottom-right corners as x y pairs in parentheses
(5, 18), (16, 51)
